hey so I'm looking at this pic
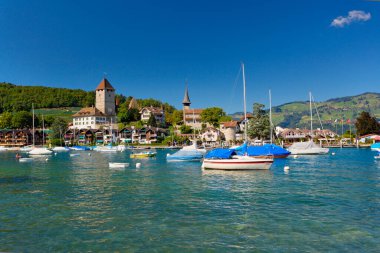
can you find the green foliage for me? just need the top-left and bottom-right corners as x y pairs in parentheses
(0, 112), (13, 129)
(355, 111), (380, 136)
(247, 103), (270, 140)
(117, 100), (140, 123)
(180, 125), (193, 134)
(147, 114), (157, 127)
(201, 107), (226, 127)
(50, 117), (68, 139)
(12, 111), (33, 129)
(219, 115), (233, 123)
(0, 82), (95, 112)
(166, 110), (183, 126)
(162, 134), (189, 145)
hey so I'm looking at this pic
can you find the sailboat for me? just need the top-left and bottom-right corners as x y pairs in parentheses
(287, 92), (329, 155)
(244, 90), (291, 158)
(201, 63), (274, 170)
(29, 108), (53, 155)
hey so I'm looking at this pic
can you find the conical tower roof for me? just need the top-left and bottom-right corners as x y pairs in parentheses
(96, 78), (115, 91)
(182, 85), (191, 105)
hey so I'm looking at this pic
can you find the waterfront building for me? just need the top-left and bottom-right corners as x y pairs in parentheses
(71, 78), (117, 130)
(182, 86), (204, 130)
(220, 121), (241, 144)
(140, 106), (165, 124)
(200, 127), (223, 146)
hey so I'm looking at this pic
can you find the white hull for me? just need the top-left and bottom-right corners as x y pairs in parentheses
(29, 147), (53, 155)
(109, 162), (129, 168)
(287, 148), (329, 155)
(202, 156), (273, 170)
(19, 158), (34, 163)
(52, 147), (70, 152)
(94, 146), (119, 152)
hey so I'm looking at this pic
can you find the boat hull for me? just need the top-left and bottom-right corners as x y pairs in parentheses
(287, 149), (329, 155)
(202, 157), (273, 170)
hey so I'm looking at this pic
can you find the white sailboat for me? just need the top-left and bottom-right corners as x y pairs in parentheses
(202, 63), (274, 170)
(29, 106), (53, 156)
(287, 92), (329, 155)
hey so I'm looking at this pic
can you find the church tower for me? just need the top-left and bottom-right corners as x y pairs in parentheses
(95, 78), (115, 116)
(182, 85), (191, 110)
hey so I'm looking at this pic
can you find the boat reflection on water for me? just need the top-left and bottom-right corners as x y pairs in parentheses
(201, 168), (273, 181)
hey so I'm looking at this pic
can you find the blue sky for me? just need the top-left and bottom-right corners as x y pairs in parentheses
(0, 0), (379, 113)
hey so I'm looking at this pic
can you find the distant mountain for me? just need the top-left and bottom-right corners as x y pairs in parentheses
(230, 92), (380, 131)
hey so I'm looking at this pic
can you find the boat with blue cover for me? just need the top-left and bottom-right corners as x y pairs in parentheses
(371, 143), (380, 151)
(166, 149), (204, 161)
(70, 146), (92, 151)
(244, 144), (290, 158)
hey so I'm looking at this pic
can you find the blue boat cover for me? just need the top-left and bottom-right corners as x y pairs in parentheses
(204, 148), (236, 159)
(371, 143), (380, 149)
(234, 144), (290, 156)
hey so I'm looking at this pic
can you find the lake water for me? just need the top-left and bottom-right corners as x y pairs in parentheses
(0, 148), (379, 252)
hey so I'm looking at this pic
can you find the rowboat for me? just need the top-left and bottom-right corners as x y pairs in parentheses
(109, 162), (130, 168)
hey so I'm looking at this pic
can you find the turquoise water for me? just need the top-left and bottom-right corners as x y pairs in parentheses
(1, 148), (379, 252)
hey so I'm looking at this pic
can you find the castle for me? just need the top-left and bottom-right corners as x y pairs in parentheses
(71, 78), (117, 130)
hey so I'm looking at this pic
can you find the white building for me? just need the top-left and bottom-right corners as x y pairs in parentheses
(140, 106), (165, 124)
(71, 78), (117, 130)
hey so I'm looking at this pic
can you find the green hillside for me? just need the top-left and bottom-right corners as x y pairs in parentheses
(272, 92), (380, 129)
(230, 92), (380, 131)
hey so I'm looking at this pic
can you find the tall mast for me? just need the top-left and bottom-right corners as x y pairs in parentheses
(42, 115), (45, 146)
(309, 91), (313, 137)
(32, 103), (35, 146)
(242, 63), (247, 142)
(269, 89), (273, 144)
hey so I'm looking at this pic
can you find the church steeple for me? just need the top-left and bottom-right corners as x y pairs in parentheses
(182, 84), (191, 110)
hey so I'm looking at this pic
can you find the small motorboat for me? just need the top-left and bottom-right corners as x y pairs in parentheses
(19, 158), (34, 163)
(130, 151), (156, 158)
(109, 162), (130, 168)
(52, 146), (70, 152)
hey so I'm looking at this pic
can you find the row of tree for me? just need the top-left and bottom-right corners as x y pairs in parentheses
(0, 82), (95, 112)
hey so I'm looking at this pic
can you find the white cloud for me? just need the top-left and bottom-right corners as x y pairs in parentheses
(331, 10), (371, 28)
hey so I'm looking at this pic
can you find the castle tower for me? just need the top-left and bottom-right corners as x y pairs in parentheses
(95, 78), (115, 116)
(182, 85), (191, 110)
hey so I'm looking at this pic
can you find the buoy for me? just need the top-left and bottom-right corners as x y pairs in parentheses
(284, 166), (290, 171)
(166, 153), (170, 157)
(294, 155), (298, 159)
(332, 152), (336, 156)
(45, 158), (49, 161)
(54, 152), (57, 156)
(88, 153), (91, 156)
(136, 163), (141, 168)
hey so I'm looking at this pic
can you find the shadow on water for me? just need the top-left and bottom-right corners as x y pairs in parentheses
(0, 176), (39, 185)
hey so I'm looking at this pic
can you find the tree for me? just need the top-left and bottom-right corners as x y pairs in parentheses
(50, 117), (68, 139)
(0, 112), (13, 129)
(12, 111), (33, 129)
(247, 103), (270, 140)
(147, 114), (157, 127)
(166, 110), (183, 126)
(180, 125), (193, 134)
(355, 111), (380, 136)
(201, 107), (226, 127)
(219, 115), (233, 123)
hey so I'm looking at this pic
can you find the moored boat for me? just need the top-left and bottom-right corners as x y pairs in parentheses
(166, 149), (204, 161)
(29, 147), (53, 155)
(52, 146), (70, 152)
(202, 148), (273, 170)
(130, 151), (156, 158)
(109, 162), (130, 168)
(287, 141), (329, 155)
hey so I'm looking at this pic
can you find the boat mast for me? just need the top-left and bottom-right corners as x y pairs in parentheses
(32, 103), (35, 146)
(309, 91), (313, 138)
(269, 89), (273, 144)
(42, 115), (45, 146)
(242, 63), (248, 143)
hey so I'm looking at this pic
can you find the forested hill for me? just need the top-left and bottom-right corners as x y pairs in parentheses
(231, 92), (380, 129)
(0, 82), (95, 112)
(271, 92), (380, 128)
